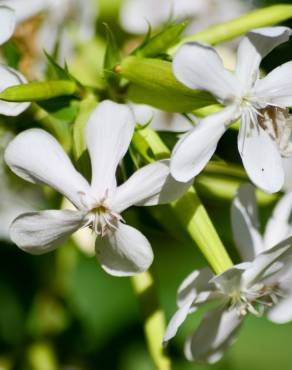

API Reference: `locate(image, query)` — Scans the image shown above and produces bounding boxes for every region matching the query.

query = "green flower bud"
[119,56,215,112]
[0,81,78,102]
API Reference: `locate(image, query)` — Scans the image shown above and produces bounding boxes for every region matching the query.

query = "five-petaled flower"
[164,183,292,363]
[4,100,190,276]
[171,26,292,193]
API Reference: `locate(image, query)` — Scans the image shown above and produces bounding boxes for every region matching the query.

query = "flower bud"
[0,80,77,102]
[120,56,215,112]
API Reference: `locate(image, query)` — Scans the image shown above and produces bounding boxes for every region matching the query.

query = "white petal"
[267,263,292,323]
[171,105,237,182]
[255,61,292,107]
[151,111,193,132]
[173,42,239,102]
[86,101,135,197]
[163,295,195,344]
[236,27,292,90]
[177,268,214,307]
[268,294,292,324]
[130,103,154,125]
[264,192,292,248]
[10,210,87,254]
[0,65,30,116]
[0,6,15,44]
[95,223,153,277]
[282,157,292,191]
[112,160,192,212]
[238,118,284,193]
[231,183,265,260]
[4,129,92,210]
[211,264,250,295]
[242,237,292,288]
[131,103,193,132]
[184,306,243,364]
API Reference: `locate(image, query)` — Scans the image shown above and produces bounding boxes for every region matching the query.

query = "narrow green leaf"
[44,52,72,80]
[134,22,187,58]
[103,23,120,87]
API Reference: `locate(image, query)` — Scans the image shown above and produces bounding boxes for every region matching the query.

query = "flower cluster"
[2,1,292,366]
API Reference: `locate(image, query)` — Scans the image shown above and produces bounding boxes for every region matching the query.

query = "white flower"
[4,100,190,276]
[0,5,30,115]
[120,0,249,35]
[130,104,194,132]
[171,27,292,193]
[164,183,292,363]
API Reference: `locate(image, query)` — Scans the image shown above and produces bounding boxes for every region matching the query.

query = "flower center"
[89,202,123,237]
[228,283,284,318]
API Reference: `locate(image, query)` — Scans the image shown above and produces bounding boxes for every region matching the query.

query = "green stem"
[131,271,171,370]
[171,4,292,52]
[133,127,233,274]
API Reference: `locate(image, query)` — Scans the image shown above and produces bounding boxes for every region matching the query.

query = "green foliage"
[44,52,73,81]
[133,22,187,58]
[2,41,21,69]
[103,24,121,89]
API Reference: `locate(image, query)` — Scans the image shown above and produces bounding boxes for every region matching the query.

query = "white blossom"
[4,100,191,276]
[171,27,292,193]
[164,183,292,363]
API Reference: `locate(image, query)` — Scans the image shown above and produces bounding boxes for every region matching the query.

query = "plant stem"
[133,127,233,274]
[170,4,292,53]
[131,271,171,370]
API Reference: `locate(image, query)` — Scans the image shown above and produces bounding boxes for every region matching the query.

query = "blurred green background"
[1,0,292,369]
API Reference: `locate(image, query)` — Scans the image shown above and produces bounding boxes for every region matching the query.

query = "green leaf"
[44,52,72,81]
[0,81,78,102]
[103,23,121,88]
[134,22,187,58]
[171,4,292,52]
[2,41,21,69]
[134,23,152,53]
[120,56,215,112]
